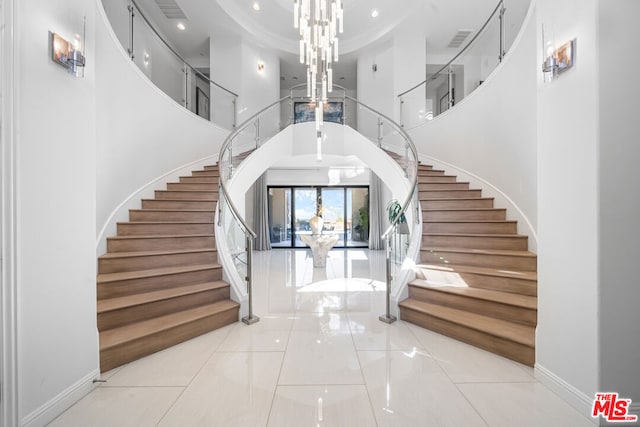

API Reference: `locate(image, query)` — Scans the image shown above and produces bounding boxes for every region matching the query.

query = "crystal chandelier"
[294,0,343,152]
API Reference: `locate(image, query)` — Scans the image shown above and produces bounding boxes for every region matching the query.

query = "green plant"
[386,200,406,224]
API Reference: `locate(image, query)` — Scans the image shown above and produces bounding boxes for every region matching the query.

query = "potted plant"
[386,200,409,234]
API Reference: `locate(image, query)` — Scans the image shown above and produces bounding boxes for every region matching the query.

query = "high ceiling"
[133,0,529,90]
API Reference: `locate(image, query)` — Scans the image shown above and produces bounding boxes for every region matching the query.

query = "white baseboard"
[534,364,598,425]
[21,369,99,427]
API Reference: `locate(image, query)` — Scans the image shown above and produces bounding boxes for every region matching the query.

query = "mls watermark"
[592,393,638,423]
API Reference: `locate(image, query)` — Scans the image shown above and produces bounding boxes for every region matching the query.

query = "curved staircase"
[97,165,239,372]
[399,163,537,366]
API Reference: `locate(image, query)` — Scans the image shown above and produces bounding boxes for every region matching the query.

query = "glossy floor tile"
[53,249,594,426]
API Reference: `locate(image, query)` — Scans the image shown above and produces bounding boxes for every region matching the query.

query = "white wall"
[95,1,230,255]
[15,0,99,425]
[535,0,600,414]
[598,0,640,409]
[407,6,538,240]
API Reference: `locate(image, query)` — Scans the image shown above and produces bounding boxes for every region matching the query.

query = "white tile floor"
[50,249,595,427]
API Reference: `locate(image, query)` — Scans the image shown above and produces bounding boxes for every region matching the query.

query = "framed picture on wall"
[294,101,344,124]
[196,87,210,120]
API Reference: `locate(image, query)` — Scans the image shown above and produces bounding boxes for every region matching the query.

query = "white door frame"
[1,0,19,424]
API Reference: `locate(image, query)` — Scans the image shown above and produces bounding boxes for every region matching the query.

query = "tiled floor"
[50,249,595,426]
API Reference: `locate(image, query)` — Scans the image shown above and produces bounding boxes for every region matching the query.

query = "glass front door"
[268,186,369,248]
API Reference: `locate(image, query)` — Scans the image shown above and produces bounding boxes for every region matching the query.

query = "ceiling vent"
[447,29,474,48]
[153,0,188,19]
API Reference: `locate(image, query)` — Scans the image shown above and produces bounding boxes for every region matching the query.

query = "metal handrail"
[217,96,291,239]
[129,0,238,97]
[344,95,419,239]
[397,0,505,98]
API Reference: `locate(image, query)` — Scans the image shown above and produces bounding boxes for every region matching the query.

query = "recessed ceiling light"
[253,2,260,11]
[371,9,379,18]
[176,22,186,31]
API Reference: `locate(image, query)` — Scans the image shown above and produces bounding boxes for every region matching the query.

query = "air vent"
[448,29,474,48]
[154,0,188,19]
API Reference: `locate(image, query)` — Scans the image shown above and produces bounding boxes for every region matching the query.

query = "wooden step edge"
[99,300,239,350]
[423,220,517,224]
[420,189,480,192]
[156,189,219,193]
[399,299,535,347]
[422,247,537,258]
[107,234,214,241]
[141,198,218,202]
[423,207,501,212]
[415,263,538,281]
[408,282,537,309]
[97,263,221,284]
[421,199,497,204]
[117,221,214,226]
[99,248,217,260]
[98,281,230,314]
[422,233,528,239]
[130,209,215,213]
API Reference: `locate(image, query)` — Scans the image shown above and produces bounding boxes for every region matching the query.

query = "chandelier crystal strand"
[295,0,343,160]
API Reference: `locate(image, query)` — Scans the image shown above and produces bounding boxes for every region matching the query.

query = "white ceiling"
[134,0,529,90]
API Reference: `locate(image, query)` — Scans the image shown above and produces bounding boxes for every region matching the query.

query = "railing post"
[404,143,409,178]
[448,66,454,109]
[242,235,259,325]
[255,118,260,148]
[127,4,135,60]
[232,96,237,130]
[379,233,397,324]
[399,97,404,128]
[183,65,189,109]
[377,118,383,148]
[499,2,506,62]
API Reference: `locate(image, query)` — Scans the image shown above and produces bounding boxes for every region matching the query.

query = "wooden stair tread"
[99,248,216,260]
[141,198,216,202]
[108,234,214,240]
[98,281,229,313]
[423,247,536,258]
[157,189,218,193]
[131,209,214,212]
[99,300,239,350]
[423,232,526,238]
[98,263,220,284]
[117,221,214,225]
[415,263,537,281]
[409,281,537,309]
[424,220,516,223]
[422,198,494,203]
[423,207,500,212]
[399,299,535,347]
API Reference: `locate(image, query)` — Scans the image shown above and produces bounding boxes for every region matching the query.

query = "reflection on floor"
[51,249,594,427]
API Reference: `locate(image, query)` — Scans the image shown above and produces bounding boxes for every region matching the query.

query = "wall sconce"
[257,62,265,72]
[372,64,377,72]
[542,27,575,81]
[50,19,86,77]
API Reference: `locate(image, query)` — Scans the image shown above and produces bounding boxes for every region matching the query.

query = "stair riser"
[423,222,517,234]
[418,182,470,191]
[129,210,214,222]
[107,236,214,252]
[167,183,217,191]
[99,250,217,274]
[420,190,482,199]
[399,307,534,366]
[191,171,220,177]
[408,286,537,326]
[417,170,445,176]
[141,200,216,210]
[420,250,537,271]
[423,235,528,251]
[155,190,218,201]
[415,268,537,296]
[98,268,222,299]
[423,209,506,220]
[98,287,230,331]
[179,176,219,184]
[100,307,237,372]
[422,199,494,209]
[418,176,458,183]
[117,223,214,236]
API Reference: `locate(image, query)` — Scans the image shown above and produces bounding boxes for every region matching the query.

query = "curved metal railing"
[218,86,420,325]
[398,0,507,127]
[103,0,238,129]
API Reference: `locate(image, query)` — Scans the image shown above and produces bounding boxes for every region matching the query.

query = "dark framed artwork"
[294,101,344,124]
[196,87,210,120]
